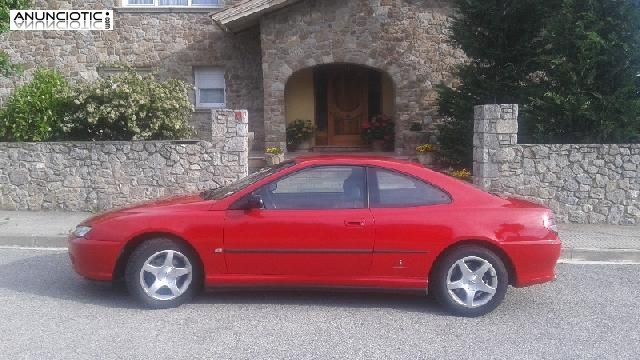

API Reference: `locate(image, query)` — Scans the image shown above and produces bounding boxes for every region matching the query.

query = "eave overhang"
[210,0,303,33]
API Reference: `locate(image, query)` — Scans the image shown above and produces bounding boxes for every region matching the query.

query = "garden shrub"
[64,69,194,140]
[0,68,70,141]
[0,1,31,76]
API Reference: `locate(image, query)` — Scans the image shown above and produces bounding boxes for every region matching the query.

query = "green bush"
[64,69,194,140]
[1,1,30,76]
[0,68,70,141]
[1,1,31,33]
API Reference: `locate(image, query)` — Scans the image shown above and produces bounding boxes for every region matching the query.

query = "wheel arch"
[429,239,516,286]
[112,232,204,281]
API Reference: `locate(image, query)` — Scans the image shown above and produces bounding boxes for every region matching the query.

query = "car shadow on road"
[195,288,446,315]
[0,251,448,315]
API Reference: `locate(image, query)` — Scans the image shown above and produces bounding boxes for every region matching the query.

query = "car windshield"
[201,160,295,200]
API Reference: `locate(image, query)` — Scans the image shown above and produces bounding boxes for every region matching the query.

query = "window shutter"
[195,67,225,107]
[195,68,225,90]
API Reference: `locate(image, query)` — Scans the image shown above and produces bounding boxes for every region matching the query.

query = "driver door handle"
[344,219,366,227]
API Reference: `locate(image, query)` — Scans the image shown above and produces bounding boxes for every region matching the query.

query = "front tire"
[125,238,201,309]
[431,245,508,317]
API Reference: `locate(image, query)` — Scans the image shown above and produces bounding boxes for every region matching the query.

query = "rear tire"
[125,238,202,309]
[430,245,508,317]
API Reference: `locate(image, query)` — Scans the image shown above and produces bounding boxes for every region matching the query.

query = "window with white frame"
[124,0,222,7]
[194,67,225,108]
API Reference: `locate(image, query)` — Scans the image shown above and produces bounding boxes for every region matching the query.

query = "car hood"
[82,193,213,225]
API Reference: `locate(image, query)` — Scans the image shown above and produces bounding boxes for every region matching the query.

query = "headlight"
[72,225,92,238]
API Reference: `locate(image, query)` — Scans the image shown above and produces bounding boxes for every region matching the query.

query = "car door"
[366,167,453,278]
[223,165,374,276]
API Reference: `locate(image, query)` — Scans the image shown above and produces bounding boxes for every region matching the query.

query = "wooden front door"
[327,68,368,146]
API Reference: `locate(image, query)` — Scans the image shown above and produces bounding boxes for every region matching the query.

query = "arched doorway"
[285,63,395,150]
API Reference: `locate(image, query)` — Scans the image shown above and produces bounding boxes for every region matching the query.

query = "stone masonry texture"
[0,109,248,211]
[259,0,464,151]
[1,0,466,152]
[473,104,640,225]
[0,0,264,147]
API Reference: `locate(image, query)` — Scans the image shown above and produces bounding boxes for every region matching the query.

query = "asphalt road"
[0,248,638,360]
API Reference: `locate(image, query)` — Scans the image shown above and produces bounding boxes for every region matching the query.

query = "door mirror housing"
[246,194,265,210]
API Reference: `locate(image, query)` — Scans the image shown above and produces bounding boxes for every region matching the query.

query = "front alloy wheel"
[126,238,201,309]
[431,246,508,317]
[139,250,192,301]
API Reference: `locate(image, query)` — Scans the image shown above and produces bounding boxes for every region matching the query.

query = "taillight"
[542,214,558,234]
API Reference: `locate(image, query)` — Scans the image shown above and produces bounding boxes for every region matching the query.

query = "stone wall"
[260,0,464,151]
[473,104,639,225]
[0,0,264,145]
[0,109,248,211]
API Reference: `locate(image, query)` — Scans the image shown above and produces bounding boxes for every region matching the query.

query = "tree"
[525,0,640,143]
[0,0,30,76]
[436,0,558,167]
[438,0,640,167]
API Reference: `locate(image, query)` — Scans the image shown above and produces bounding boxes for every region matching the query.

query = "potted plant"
[415,144,436,166]
[286,119,315,152]
[265,147,284,166]
[451,168,472,182]
[361,114,394,151]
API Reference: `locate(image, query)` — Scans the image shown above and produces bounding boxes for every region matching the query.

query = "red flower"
[361,122,371,129]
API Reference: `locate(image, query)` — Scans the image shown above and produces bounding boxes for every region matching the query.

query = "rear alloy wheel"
[431,246,508,317]
[125,238,201,309]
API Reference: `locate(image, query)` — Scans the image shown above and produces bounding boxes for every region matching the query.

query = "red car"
[69,156,561,317]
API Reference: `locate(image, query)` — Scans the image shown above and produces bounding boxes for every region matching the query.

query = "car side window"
[257,166,366,210]
[368,168,451,208]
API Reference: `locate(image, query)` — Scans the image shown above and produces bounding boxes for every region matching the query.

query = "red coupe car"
[69,155,561,317]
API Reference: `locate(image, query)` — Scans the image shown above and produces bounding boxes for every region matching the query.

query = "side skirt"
[204,274,428,293]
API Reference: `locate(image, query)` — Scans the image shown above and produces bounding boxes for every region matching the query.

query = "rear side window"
[368,168,451,208]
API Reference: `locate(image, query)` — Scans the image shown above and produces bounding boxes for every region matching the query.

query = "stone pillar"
[473,104,518,190]
[211,109,249,177]
[262,67,288,152]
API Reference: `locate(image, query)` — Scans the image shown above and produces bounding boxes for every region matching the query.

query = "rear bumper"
[502,239,562,287]
[68,237,122,281]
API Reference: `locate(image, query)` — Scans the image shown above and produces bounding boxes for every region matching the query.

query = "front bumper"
[68,236,122,281]
[502,239,562,287]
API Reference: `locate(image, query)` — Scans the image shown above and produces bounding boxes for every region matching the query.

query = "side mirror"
[246,194,264,210]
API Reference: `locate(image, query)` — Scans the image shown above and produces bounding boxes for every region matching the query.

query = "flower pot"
[265,153,284,166]
[297,138,313,152]
[417,152,435,167]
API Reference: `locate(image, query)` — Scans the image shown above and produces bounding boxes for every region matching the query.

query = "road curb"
[560,247,640,263]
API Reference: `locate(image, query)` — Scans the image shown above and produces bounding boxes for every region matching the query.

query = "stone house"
[1,0,464,153]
